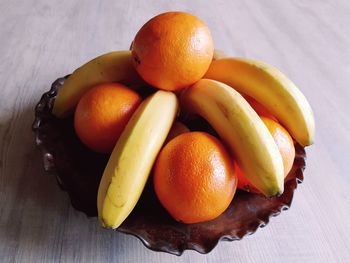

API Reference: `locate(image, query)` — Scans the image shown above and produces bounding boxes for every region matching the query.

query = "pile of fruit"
[52,12,315,229]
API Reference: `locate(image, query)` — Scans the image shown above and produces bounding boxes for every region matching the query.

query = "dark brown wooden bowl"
[32,77,306,256]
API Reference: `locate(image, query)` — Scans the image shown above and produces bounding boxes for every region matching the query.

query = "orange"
[153,132,237,224]
[131,12,214,91]
[74,83,141,153]
[236,117,296,193]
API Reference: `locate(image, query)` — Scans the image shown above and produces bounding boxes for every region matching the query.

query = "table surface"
[1,0,350,262]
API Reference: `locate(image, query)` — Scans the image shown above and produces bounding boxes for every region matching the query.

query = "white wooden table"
[1,0,350,262]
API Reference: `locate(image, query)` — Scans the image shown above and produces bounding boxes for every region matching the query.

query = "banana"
[97,90,178,229]
[181,79,284,197]
[53,50,145,117]
[204,58,315,147]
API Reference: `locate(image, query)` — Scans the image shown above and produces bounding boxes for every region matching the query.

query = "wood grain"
[1,0,350,262]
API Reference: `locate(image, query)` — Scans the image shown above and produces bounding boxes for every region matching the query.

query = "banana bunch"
[204,58,315,147]
[53,51,314,229]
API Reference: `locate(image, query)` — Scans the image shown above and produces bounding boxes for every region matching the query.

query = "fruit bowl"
[32,77,306,255]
